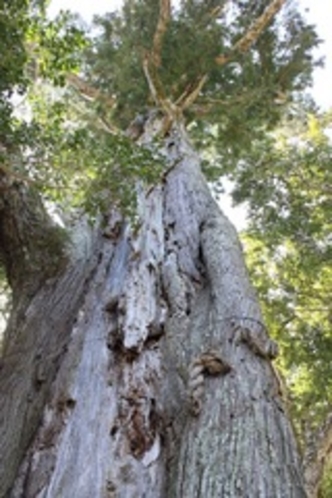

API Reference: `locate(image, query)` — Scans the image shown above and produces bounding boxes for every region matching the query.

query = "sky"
[47,0,332,229]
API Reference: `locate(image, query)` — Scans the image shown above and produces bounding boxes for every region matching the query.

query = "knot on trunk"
[189,349,231,416]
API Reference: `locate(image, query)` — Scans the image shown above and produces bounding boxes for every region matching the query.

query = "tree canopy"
[0,0,321,215]
[83,0,321,161]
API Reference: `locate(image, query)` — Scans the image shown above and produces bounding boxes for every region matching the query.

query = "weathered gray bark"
[0,123,307,497]
[0,223,99,496]
[303,413,332,497]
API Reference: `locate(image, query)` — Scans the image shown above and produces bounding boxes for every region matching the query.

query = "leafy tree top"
[0,0,321,207]
[78,0,321,151]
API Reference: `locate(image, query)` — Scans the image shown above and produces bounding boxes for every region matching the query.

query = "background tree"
[0,1,324,496]
[234,108,332,497]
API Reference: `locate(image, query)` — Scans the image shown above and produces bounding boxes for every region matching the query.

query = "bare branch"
[206,1,231,23]
[97,116,121,136]
[177,75,208,111]
[150,0,171,68]
[141,0,176,125]
[144,0,212,119]
[142,54,175,118]
[215,0,287,65]
[193,87,270,108]
[142,56,161,108]
[141,0,177,125]
[66,74,116,110]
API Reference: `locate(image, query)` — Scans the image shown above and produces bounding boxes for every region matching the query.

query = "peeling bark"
[0,215,99,498]
[0,122,307,497]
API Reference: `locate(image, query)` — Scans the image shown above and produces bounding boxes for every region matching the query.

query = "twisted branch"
[66,74,116,110]
[150,0,171,68]
[142,0,173,118]
[176,75,208,112]
[215,0,287,65]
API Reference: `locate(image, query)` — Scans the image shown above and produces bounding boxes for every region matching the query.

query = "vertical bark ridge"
[158,125,306,497]
[0,224,100,498]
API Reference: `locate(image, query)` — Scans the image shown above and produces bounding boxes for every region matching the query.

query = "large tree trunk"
[0,123,307,497]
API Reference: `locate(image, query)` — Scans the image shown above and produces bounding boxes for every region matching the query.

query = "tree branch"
[66,73,116,110]
[142,0,174,119]
[176,74,208,112]
[169,2,229,111]
[142,54,175,119]
[150,0,171,68]
[215,0,287,65]
[0,173,67,299]
[142,56,162,108]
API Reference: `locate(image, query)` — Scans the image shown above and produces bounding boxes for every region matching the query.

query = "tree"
[234,109,332,497]
[0,1,321,496]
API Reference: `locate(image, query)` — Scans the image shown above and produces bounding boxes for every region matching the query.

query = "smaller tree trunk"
[0,176,100,497]
[303,413,332,497]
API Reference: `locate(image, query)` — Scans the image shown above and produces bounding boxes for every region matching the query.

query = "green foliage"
[82,0,321,162]
[0,1,88,170]
[21,88,164,215]
[0,1,165,220]
[0,0,321,219]
[239,110,332,441]
[0,0,33,145]
[26,10,88,86]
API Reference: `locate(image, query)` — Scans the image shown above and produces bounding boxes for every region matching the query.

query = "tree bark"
[303,413,332,497]
[0,122,307,497]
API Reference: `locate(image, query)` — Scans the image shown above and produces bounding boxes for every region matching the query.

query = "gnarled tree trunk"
[0,123,307,497]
